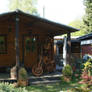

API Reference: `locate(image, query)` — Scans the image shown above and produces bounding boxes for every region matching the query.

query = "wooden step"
[29,74,62,85]
[0,73,62,85]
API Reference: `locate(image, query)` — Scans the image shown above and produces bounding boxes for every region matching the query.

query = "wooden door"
[22,35,37,68]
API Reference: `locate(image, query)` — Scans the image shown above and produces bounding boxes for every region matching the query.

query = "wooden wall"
[0,22,16,67]
[0,22,54,68]
[81,44,92,57]
[54,41,81,59]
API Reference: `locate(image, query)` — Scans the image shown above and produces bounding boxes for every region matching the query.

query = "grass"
[0,76,83,92]
[26,78,82,92]
[0,73,82,92]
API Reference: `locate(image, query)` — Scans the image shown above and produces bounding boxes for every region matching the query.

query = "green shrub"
[83,59,92,75]
[71,87,90,92]
[18,67,28,80]
[80,59,92,87]
[0,82,28,92]
[71,58,84,75]
[62,64,73,77]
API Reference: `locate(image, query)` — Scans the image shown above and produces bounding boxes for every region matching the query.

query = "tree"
[68,19,85,36]
[9,0,38,15]
[83,0,92,34]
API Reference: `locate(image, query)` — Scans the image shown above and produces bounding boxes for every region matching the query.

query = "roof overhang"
[77,33,92,41]
[0,10,79,36]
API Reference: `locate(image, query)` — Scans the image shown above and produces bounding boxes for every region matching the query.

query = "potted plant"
[62,64,73,82]
[17,67,28,86]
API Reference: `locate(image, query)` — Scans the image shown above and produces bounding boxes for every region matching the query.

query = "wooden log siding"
[0,10,79,69]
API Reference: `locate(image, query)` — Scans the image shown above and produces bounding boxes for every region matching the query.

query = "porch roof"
[0,10,79,36]
[77,33,92,41]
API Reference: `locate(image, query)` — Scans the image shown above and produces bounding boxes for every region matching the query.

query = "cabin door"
[22,36,37,68]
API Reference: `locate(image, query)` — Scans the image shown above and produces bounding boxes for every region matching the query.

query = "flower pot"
[64,77,71,82]
[18,79,28,86]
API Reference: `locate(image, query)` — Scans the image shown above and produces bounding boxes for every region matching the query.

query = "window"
[71,42,80,53]
[0,35,7,54]
[25,37,36,52]
[58,44,63,54]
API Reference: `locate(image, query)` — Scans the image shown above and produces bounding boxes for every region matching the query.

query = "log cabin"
[0,10,79,76]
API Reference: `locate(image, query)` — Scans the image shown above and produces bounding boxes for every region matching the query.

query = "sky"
[0,0,9,13]
[0,0,85,24]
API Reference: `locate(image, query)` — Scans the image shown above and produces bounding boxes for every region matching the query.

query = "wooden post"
[67,32,71,65]
[22,36,24,66]
[56,45,59,55]
[63,36,67,66]
[15,12,20,80]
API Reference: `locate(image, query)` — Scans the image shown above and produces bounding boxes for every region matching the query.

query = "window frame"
[0,34,7,54]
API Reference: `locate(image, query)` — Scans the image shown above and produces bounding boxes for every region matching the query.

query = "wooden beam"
[63,36,67,66]
[67,32,71,65]
[22,35,24,66]
[15,12,20,80]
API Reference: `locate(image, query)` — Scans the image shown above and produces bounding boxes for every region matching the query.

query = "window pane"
[25,37,36,52]
[0,36,7,54]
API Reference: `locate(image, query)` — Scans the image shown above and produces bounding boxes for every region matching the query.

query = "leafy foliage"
[62,64,73,78]
[80,59,92,86]
[69,0,92,35]
[18,67,28,80]
[72,58,83,73]
[0,82,28,92]
[9,0,38,15]
[70,59,92,92]
[69,19,85,36]
[83,0,92,34]
[83,59,92,74]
